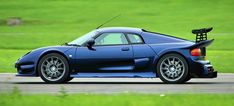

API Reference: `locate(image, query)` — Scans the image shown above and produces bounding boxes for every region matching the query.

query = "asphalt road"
[0,73,234,94]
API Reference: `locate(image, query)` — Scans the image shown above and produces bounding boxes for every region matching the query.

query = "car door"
[75,32,134,72]
[126,33,156,72]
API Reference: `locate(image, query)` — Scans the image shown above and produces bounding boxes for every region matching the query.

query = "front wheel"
[38,53,70,83]
[157,53,189,84]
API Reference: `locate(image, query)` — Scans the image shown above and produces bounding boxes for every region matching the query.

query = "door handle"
[121,47,129,51]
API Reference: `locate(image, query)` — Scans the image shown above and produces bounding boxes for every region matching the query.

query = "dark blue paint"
[15,27,216,78]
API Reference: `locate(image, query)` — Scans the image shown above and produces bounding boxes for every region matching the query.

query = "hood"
[32,45,73,52]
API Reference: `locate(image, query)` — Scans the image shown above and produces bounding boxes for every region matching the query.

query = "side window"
[94,33,128,45]
[126,34,144,44]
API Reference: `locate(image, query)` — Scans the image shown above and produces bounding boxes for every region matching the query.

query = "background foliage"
[0,0,233,72]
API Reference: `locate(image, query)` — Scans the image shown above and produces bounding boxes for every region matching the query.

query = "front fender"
[16,46,75,76]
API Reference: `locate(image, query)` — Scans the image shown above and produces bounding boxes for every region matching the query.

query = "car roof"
[96,27,143,34]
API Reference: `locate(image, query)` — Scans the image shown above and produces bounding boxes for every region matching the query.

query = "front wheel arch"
[36,51,70,76]
[37,53,71,83]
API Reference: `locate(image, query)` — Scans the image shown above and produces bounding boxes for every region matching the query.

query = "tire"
[38,53,70,84]
[64,77,74,83]
[157,53,189,84]
[184,75,192,82]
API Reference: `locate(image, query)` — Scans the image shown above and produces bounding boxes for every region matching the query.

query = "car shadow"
[8,81,232,85]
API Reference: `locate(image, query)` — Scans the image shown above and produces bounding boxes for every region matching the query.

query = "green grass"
[0,0,233,50]
[0,92,233,106]
[0,49,29,73]
[0,0,234,72]
[207,50,234,72]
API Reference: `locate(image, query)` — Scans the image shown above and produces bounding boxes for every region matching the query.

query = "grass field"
[0,92,234,106]
[0,0,234,73]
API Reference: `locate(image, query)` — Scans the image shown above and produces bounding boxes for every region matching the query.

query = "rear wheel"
[157,53,189,84]
[38,53,70,83]
[65,77,74,82]
[184,75,192,82]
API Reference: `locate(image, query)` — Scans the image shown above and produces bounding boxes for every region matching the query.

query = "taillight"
[191,48,201,56]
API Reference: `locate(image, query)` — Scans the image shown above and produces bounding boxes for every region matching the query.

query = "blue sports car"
[15,27,217,84]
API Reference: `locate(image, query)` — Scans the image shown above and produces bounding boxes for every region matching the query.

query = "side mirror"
[86,39,95,48]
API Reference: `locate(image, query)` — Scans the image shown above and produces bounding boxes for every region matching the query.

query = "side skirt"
[70,72,156,78]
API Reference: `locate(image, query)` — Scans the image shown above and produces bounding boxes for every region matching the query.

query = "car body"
[15,27,217,83]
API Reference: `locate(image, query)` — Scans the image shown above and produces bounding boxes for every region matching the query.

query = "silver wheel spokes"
[41,56,65,81]
[160,57,185,81]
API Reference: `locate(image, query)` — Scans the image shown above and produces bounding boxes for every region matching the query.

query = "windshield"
[68,30,96,45]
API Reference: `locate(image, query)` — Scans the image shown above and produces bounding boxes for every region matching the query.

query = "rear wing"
[184,39,214,49]
[184,27,214,56]
[192,27,213,43]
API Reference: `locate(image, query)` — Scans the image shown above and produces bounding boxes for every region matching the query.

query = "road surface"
[0,73,234,94]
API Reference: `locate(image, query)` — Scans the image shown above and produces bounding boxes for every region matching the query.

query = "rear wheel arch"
[155,51,189,71]
[156,52,190,83]
[154,51,190,78]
